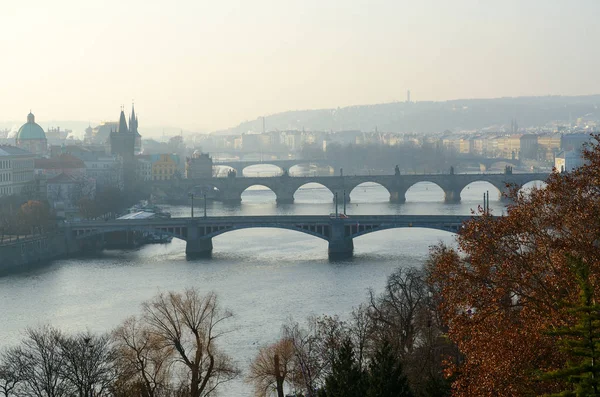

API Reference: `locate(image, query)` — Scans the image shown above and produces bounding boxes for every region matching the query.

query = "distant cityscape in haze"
[4,0,600,394]
[0,94,598,140]
[0,93,595,219]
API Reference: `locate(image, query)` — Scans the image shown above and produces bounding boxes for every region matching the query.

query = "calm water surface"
[0,177,542,395]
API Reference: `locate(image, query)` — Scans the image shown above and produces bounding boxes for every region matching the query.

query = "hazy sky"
[1,0,599,131]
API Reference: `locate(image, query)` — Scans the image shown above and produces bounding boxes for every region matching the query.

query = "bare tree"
[142,289,239,397]
[282,319,327,397]
[113,316,174,397]
[16,325,72,397]
[247,338,295,397]
[58,331,118,397]
[348,304,374,370]
[0,347,27,397]
[369,266,453,396]
[280,314,371,397]
[368,267,427,357]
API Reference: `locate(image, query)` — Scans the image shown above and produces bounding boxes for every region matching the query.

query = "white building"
[0,145,36,197]
[136,157,152,181]
[555,150,585,173]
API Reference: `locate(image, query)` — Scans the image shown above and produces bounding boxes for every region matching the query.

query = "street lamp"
[335,192,338,217]
[189,193,195,218]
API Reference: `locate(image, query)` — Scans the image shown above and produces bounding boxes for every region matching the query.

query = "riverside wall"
[0,233,82,274]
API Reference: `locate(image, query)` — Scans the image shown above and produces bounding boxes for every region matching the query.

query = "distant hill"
[217,95,600,135]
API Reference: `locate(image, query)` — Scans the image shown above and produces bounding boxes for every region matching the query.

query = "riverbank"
[0,233,80,275]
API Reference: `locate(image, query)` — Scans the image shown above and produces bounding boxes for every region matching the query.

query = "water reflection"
[0,178,514,395]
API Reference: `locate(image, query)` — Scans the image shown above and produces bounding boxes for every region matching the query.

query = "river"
[0,176,540,395]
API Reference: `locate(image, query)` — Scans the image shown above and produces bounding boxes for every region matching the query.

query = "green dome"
[16,112,46,141]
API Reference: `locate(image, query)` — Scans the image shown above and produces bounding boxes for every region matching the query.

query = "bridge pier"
[499,186,514,202]
[221,191,242,205]
[328,239,354,259]
[444,188,462,203]
[331,190,351,204]
[328,219,353,259]
[275,191,295,204]
[186,238,213,258]
[185,222,213,257]
[230,167,243,177]
[389,189,407,203]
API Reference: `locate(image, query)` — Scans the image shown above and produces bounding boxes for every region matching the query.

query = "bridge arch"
[479,159,520,173]
[454,157,520,172]
[293,182,334,203]
[241,164,285,177]
[213,165,239,177]
[519,180,548,195]
[459,180,504,201]
[289,162,335,177]
[405,181,446,202]
[348,182,392,203]
[206,225,330,241]
[240,184,278,203]
[352,225,461,240]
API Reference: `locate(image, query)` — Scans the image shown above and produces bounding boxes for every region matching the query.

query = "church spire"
[129,102,138,134]
[118,106,128,134]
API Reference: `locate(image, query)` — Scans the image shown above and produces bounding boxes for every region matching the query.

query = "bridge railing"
[64,214,477,230]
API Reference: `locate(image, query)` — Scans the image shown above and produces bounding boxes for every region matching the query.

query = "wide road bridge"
[152,172,550,204]
[65,215,473,259]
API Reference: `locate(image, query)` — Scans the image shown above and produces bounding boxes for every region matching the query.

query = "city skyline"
[2,0,600,131]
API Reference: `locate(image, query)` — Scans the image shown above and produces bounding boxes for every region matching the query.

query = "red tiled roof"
[35,154,85,169]
[47,173,81,183]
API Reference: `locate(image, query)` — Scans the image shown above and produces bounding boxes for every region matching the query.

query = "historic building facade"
[0,145,36,197]
[15,112,47,155]
[185,151,213,179]
[151,154,179,181]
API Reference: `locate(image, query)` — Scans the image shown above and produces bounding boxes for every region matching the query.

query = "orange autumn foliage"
[427,134,600,396]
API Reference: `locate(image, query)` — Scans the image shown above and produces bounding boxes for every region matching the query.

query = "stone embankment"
[0,233,81,274]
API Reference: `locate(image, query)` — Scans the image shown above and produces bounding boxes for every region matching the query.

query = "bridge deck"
[68,214,475,228]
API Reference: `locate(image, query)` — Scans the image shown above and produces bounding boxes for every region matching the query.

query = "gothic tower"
[128,104,142,153]
[110,106,137,190]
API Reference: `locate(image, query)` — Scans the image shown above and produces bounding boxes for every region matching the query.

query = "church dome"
[16,112,46,141]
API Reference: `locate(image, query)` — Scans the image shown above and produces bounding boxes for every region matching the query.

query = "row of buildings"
[0,108,214,219]
[438,133,591,162]
[192,127,594,165]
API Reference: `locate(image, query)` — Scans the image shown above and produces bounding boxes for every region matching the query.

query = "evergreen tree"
[367,340,413,397]
[322,338,366,397]
[543,256,600,397]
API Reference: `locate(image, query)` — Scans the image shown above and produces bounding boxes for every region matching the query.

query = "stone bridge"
[213,159,333,176]
[454,156,521,171]
[213,156,521,176]
[64,215,472,259]
[152,172,550,204]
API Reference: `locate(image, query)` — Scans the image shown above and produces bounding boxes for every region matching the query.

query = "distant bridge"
[213,159,333,176]
[455,155,521,171]
[212,157,521,176]
[65,215,473,259]
[152,172,550,204]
